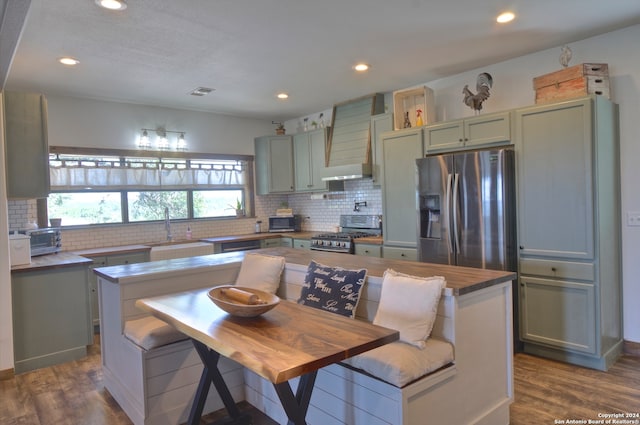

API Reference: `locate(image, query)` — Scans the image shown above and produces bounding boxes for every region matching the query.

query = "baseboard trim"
[0,368,15,381]
[623,340,640,357]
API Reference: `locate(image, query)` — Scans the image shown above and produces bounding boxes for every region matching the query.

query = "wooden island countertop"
[95,247,515,296]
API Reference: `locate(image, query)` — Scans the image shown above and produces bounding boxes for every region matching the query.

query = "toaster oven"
[19,227,62,256]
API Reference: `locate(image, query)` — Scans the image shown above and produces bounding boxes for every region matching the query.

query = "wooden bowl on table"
[208,285,280,318]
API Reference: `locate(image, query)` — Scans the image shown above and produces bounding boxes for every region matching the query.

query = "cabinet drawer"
[519,258,594,281]
[354,244,382,258]
[292,239,310,249]
[382,246,417,261]
[261,238,282,248]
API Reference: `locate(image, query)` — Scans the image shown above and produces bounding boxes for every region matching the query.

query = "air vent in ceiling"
[189,87,215,96]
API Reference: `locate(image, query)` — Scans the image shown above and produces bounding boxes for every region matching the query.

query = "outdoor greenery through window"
[47,148,253,226]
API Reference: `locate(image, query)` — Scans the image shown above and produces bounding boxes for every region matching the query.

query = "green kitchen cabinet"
[3,91,50,199]
[515,96,621,370]
[355,243,382,258]
[87,251,149,328]
[261,238,282,248]
[292,238,311,250]
[293,128,330,192]
[382,246,418,261]
[280,237,293,248]
[255,135,295,194]
[381,127,423,254]
[424,110,511,153]
[370,113,394,187]
[12,262,92,374]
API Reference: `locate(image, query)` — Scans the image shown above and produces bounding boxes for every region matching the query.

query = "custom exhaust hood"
[322,93,385,181]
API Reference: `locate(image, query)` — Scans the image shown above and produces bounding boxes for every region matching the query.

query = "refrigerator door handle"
[452,172,460,254]
[445,173,454,254]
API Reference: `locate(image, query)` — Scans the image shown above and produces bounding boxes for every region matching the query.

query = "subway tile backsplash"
[7,179,382,251]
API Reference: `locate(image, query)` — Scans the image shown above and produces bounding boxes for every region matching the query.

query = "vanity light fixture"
[354,63,370,72]
[277,93,289,99]
[95,0,127,11]
[59,57,80,66]
[496,11,515,23]
[138,128,187,151]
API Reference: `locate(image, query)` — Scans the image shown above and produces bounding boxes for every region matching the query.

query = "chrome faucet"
[164,207,172,242]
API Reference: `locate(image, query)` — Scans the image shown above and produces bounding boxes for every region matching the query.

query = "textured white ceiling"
[5,0,640,120]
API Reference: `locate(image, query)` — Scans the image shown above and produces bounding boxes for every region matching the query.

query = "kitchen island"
[96,247,516,425]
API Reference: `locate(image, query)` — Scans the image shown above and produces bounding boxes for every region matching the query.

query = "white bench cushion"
[124,316,188,350]
[343,338,454,387]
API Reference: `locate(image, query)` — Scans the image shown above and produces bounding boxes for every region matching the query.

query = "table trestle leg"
[273,371,318,425]
[188,339,250,425]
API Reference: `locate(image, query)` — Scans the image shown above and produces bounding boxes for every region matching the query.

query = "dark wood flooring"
[1,336,639,424]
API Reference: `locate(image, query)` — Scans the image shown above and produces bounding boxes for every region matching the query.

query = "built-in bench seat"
[97,251,513,425]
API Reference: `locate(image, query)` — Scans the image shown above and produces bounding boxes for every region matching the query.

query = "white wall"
[0,92,15,372]
[46,95,273,154]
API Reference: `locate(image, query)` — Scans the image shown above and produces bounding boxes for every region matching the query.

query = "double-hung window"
[47,147,254,226]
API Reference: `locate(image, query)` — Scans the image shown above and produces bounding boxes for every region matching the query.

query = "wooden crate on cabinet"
[393,85,435,130]
[533,63,610,104]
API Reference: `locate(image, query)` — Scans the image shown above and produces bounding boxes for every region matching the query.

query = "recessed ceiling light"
[354,63,370,72]
[496,12,515,23]
[95,0,127,10]
[277,93,289,99]
[59,57,80,66]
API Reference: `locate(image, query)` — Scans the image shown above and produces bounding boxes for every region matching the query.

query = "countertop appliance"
[311,214,382,253]
[268,214,302,232]
[18,227,62,256]
[416,148,516,271]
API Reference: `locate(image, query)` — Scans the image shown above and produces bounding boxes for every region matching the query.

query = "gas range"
[310,215,381,254]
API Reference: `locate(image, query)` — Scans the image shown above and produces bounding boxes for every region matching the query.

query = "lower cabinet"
[261,238,282,248]
[520,276,596,354]
[88,251,149,328]
[354,244,382,258]
[280,238,293,248]
[292,238,311,249]
[382,246,418,261]
[12,264,92,373]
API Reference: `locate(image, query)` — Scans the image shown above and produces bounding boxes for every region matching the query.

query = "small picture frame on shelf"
[393,85,435,130]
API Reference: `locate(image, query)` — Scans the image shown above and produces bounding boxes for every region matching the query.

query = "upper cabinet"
[3,92,50,199]
[293,128,330,192]
[381,127,423,252]
[254,135,294,195]
[370,113,394,187]
[424,110,511,153]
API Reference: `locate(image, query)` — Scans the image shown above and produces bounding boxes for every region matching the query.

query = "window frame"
[46,146,255,227]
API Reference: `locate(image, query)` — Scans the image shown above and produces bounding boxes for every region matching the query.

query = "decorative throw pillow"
[234,253,285,294]
[297,260,367,318]
[373,269,446,349]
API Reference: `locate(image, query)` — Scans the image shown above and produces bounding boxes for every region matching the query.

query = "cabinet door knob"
[519,245,524,249]
[551,267,557,272]
[458,138,463,142]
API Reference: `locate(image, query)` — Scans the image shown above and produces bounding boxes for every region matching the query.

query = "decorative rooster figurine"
[462,72,493,113]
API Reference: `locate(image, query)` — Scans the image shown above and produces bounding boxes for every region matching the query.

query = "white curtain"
[50,165,245,190]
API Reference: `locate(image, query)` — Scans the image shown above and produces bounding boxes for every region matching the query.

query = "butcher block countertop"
[10,252,93,273]
[200,231,317,243]
[73,244,151,258]
[95,247,515,296]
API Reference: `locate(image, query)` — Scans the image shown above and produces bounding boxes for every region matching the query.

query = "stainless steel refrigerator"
[416,147,517,272]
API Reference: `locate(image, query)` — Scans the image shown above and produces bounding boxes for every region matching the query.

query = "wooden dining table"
[135,287,399,425]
